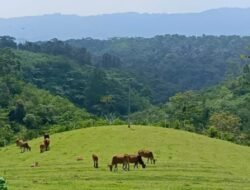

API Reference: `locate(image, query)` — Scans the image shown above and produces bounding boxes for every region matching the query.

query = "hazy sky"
[0,0,250,18]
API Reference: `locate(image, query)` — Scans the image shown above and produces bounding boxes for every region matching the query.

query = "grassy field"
[0,125,250,190]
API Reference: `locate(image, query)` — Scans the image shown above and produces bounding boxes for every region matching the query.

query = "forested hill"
[67,35,250,103]
[1,35,250,146]
[0,48,96,146]
[2,35,250,106]
[131,65,250,145]
[0,8,250,41]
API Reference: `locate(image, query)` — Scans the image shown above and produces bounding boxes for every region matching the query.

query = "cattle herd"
[108,150,156,172]
[16,134,156,172]
[16,134,50,154]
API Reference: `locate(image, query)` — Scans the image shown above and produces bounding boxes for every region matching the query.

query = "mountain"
[0,126,250,190]
[0,8,250,41]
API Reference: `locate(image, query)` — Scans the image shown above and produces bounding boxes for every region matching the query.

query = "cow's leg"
[122,162,126,170]
[134,162,138,169]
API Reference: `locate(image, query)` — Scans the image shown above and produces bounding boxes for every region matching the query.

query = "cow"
[127,154,146,169]
[16,139,23,146]
[44,138,50,151]
[108,154,130,172]
[16,139,31,153]
[44,134,50,139]
[138,150,156,164]
[40,143,46,153]
[92,154,99,168]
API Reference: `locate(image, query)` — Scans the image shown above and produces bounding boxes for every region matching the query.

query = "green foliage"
[1,36,250,146]
[0,176,8,190]
[207,126,218,138]
[0,48,20,76]
[209,112,241,133]
[132,72,250,145]
[18,38,91,65]
[67,35,250,103]
[0,49,94,146]
[0,36,16,49]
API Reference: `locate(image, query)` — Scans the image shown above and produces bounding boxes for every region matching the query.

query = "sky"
[0,0,250,18]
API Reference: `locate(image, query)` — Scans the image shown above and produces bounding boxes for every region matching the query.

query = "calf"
[40,144,45,153]
[92,154,99,168]
[138,150,156,164]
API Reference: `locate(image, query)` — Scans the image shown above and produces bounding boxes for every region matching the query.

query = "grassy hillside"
[0,126,250,190]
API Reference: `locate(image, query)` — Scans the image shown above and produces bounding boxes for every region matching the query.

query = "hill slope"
[0,8,250,41]
[0,126,249,190]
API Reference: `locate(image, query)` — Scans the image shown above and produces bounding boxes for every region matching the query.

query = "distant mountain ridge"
[0,8,250,41]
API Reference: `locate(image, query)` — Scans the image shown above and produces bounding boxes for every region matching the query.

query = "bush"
[0,177,8,190]
[208,126,218,138]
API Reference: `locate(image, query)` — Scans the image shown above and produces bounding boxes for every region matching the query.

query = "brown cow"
[16,139,23,146]
[138,150,156,164]
[127,154,146,169]
[16,139,31,153]
[108,154,130,171]
[92,154,99,168]
[44,134,50,139]
[44,138,50,151]
[40,143,45,153]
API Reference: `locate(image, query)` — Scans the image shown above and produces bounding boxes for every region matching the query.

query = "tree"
[85,69,108,113]
[0,48,20,76]
[23,114,38,129]
[0,36,16,49]
[8,100,26,123]
[101,53,121,68]
[209,112,241,140]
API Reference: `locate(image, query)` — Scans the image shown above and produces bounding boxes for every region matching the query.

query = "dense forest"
[0,48,100,146]
[132,67,250,145]
[67,35,250,103]
[0,35,249,146]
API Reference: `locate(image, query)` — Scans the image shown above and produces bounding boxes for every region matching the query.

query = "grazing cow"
[40,143,45,153]
[127,154,146,169]
[92,154,99,168]
[16,139,31,153]
[44,138,50,151]
[108,154,130,172]
[138,150,156,164]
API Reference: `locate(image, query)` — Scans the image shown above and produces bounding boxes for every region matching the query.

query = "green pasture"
[0,125,250,190]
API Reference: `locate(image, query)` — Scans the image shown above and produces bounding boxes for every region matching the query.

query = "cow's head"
[108,164,113,171]
[153,159,156,164]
